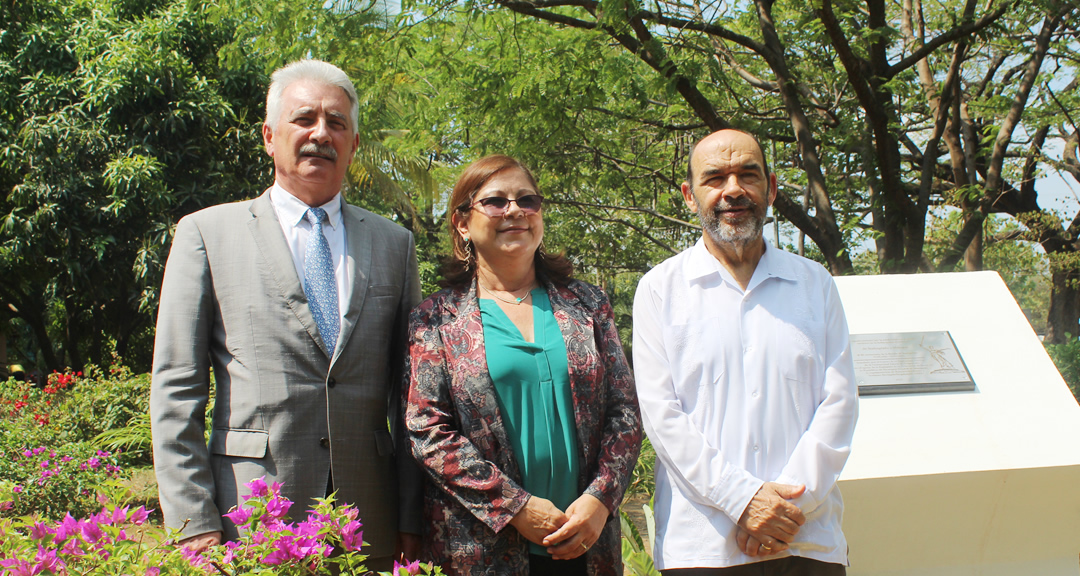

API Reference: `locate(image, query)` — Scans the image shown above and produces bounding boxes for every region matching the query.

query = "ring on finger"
[581,542,590,551]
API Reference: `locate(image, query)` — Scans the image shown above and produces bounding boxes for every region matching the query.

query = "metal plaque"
[850,331,975,396]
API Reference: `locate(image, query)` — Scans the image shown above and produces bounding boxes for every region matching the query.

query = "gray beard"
[699,201,765,248]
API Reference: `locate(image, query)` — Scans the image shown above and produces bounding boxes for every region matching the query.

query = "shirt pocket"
[662,317,728,407]
[773,320,821,430]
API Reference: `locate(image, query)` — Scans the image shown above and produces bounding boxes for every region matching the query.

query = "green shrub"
[0,442,122,520]
[626,436,656,497]
[0,367,153,466]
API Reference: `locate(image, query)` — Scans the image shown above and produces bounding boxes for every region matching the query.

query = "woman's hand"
[509,496,569,546]
[541,494,609,560]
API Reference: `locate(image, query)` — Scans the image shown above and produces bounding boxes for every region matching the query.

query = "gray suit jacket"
[150,190,422,557]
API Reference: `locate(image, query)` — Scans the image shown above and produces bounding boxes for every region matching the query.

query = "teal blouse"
[479,287,580,557]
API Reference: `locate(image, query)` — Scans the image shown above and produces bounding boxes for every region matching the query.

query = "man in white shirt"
[150,60,421,570]
[632,129,858,575]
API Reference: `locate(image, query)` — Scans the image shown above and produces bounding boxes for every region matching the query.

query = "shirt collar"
[270,182,343,231]
[684,236,799,287]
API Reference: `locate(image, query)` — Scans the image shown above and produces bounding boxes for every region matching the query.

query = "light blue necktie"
[304,207,339,354]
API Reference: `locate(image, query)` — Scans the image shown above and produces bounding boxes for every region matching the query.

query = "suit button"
[320,437,330,449]
[327,378,337,388]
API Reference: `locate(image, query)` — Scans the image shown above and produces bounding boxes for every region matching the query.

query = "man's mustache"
[713,196,756,214]
[299,143,338,161]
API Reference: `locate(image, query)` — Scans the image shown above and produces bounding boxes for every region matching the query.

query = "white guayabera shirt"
[632,238,858,570]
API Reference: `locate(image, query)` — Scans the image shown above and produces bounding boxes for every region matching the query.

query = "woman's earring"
[463,238,474,271]
[538,239,547,257]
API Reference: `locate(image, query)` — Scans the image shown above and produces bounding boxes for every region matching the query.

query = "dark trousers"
[529,554,588,576]
[661,557,846,576]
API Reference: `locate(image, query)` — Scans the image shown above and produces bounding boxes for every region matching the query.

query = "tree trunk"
[1045,266,1080,344]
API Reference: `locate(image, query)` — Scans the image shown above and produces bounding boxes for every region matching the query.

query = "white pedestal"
[834,271,1080,575]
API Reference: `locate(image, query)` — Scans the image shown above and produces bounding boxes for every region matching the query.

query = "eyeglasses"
[466,194,545,216]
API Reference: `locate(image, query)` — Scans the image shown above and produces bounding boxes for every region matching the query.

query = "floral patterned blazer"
[405,278,642,576]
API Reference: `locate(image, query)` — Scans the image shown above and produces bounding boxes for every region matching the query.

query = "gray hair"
[265,59,359,135]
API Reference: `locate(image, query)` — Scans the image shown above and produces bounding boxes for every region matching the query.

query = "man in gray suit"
[150,59,421,569]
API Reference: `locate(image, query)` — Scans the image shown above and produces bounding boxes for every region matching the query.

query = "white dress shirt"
[632,238,858,569]
[269,183,351,328]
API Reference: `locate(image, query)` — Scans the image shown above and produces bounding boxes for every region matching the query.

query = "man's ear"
[262,123,275,157]
[767,173,778,207]
[681,182,698,213]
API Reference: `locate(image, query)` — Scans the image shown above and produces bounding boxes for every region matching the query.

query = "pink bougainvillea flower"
[145,567,161,576]
[265,496,293,519]
[29,521,51,540]
[180,545,208,568]
[109,506,128,524]
[290,536,321,558]
[128,506,151,525]
[393,559,422,576]
[223,506,252,526]
[80,520,105,545]
[340,520,364,552]
[222,541,242,564]
[295,518,323,539]
[260,547,289,566]
[0,558,38,576]
[58,538,85,557]
[54,514,81,541]
[34,546,62,573]
[244,477,269,500]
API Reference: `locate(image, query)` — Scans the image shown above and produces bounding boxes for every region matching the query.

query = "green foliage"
[620,506,660,576]
[1045,334,1080,404]
[0,476,441,575]
[0,443,123,520]
[626,436,656,497]
[922,211,1051,333]
[0,0,269,373]
[0,367,153,466]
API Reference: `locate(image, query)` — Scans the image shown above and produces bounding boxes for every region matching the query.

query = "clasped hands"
[735,482,806,558]
[509,494,608,560]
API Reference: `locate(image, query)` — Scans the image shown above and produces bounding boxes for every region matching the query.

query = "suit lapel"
[247,190,327,356]
[335,203,371,365]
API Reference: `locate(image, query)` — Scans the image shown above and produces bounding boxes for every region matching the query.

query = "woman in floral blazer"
[405,155,642,576]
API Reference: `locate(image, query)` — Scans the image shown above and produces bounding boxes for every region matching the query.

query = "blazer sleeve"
[149,216,222,537]
[405,302,531,534]
[392,233,424,535]
[581,287,643,515]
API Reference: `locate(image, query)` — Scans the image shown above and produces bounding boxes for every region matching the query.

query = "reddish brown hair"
[441,154,573,288]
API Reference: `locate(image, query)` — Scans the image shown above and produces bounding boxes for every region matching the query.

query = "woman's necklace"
[479,280,534,305]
